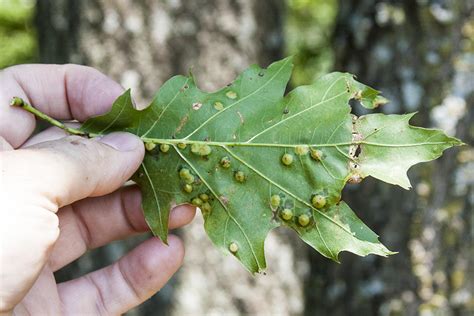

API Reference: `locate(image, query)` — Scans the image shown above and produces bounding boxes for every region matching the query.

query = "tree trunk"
[304,1,473,315]
[36,1,309,315]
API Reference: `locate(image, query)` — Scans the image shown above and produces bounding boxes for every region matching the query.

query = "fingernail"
[99,132,141,151]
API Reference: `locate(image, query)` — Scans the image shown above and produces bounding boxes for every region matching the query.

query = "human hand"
[0,64,196,315]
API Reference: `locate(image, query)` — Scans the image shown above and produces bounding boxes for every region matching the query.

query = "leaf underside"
[81,57,461,273]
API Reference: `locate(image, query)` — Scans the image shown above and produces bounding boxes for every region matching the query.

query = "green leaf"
[80,57,461,273]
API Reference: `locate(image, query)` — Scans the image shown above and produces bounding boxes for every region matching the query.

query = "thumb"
[2,132,145,209]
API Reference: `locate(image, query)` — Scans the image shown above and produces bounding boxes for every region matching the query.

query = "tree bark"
[304,1,473,315]
[36,1,309,315]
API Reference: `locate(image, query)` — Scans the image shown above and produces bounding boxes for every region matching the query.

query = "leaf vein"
[183,58,292,140]
[173,146,263,271]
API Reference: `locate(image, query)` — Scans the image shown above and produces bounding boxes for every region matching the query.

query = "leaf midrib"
[139,138,451,148]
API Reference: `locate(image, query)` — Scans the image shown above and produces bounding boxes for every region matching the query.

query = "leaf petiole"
[10,97,97,137]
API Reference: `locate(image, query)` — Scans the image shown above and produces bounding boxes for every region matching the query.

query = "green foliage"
[285,0,338,85]
[0,0,37,69]
[78,57,461,273]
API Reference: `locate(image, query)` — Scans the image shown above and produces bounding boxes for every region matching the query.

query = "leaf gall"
[220,156,231,168]
[281,208,293,221]
[199,193,209,202]
[160,144,170,153]
[281,153,294,166]
[191,144,212,156]
[191,197,203,206]
[229,242,239,253]
[311,195,326,209]
[183,184,193,193]
[234,171,246,183]
[270,195,281,207]
[179,168,191,179]
[145,142,156,152]
[226,91,237,99]
[295,145,309,156]
[310,149,323,161]
[214,101,224,111]
[298,214,311,227]
[201,202,212,213]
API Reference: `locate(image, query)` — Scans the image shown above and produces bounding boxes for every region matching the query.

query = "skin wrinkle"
[85,274,109,316]
[69,203,92,252]
[120,188,143,234]
[117,259,143,304]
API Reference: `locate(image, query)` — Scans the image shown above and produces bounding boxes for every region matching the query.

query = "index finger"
[0,64,124,148]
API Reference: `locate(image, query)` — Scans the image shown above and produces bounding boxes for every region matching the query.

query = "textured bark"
[304,1,474,315]
[36,1,309,315]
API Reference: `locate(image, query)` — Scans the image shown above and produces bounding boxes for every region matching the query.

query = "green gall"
[183,184,193,193]
[310,149,323,161]
[214,101,224,111]
[160,144,170,153]
[183,174,195,184]
[179,168,191,179]
[234,171,246,183]
[201,202,212,213]
[220,156,231,168]
[295,145,309,155]
[311,195,326,209]
[226,91,237,99]
[200,145,211,156]
[191,144,212,156]
[270,194,281,207]
[199,193,209,202]
[298,214,311,227]
[177,143,187,150]
[145,142,156,152]
[191,197,203,207]
[281,153,294,166]
[229,242,239,253]
[281,208,293,221]
[191,144,199,153]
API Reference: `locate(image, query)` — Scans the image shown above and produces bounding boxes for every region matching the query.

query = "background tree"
[304,1,473,315]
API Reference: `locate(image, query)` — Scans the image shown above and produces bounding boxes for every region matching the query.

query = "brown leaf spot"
[175,115,189,134]
[192,102,202,110]
[220,195,229,205]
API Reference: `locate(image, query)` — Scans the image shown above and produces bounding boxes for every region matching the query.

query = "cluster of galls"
[190,143,212,156]
[219,155,247,184]
[280,146,324,167]
[271,193,312,227]
[179,168,196,189]
[270,192,327,228]
[145,142,171,153]
[190,193,212,214]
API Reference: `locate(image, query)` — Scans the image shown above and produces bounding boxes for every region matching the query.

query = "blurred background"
[1,0,473,315]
